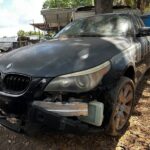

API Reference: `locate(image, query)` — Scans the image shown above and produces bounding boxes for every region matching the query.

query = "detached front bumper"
[0,99,104,134]
[28,104,90,133]
[0,101,89,133]
[28,101,90,133]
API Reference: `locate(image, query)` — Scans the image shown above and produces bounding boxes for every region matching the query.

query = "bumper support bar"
[29,106,89,133]
[32,101,88,117]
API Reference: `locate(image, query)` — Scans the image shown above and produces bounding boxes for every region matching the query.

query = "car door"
[135,15,150,59]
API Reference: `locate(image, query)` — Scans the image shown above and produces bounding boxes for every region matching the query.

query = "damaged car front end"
[0,60,111,133]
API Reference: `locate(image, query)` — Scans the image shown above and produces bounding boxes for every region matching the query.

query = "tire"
[106,77,135,136]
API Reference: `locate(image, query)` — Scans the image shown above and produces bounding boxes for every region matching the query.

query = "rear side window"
[135,15,145,27]
[133,15,144,28]
[131,15,144,33]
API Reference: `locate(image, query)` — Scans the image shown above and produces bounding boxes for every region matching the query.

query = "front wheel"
[106,77,135,136]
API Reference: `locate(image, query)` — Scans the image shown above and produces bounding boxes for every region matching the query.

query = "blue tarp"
[141,15,150,27]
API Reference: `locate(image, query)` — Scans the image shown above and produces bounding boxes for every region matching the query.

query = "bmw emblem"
[6,63,12,70]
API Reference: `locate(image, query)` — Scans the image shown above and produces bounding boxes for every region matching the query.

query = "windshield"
[55,14,131,38]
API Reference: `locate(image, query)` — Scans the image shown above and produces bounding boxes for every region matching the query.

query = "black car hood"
[0,37,130,77]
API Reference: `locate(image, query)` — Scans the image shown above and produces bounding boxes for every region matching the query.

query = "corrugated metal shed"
[41,8,73,30]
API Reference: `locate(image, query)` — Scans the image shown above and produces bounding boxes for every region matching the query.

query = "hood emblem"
[6,63,13,70]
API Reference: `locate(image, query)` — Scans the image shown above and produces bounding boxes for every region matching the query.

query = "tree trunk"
[137,0,142,9]
[95,0,113,14]
[137,0,146,13]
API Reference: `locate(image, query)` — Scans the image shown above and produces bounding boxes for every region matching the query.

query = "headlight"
[44,61,111,93]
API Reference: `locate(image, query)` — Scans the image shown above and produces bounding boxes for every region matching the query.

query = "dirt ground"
[0,71,150,150]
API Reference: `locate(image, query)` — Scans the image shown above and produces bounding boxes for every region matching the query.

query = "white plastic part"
[79,101,104,127]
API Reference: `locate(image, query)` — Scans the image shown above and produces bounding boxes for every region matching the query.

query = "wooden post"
[95,0,113,14]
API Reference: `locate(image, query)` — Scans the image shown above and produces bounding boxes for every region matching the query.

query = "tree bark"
[137,0,147,13]
[95,0,113,14]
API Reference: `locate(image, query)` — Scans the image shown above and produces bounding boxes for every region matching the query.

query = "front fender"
[110,45,136,78]
[101,45,136,88]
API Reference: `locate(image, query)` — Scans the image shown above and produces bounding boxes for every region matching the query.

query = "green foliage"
[144,5,150,12]
[43,0,93,9]
[17,30,26,37]
[17,30,44,37]
[125,0,136,7]
[43,0,150,10]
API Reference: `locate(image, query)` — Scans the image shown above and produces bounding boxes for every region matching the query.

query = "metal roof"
[41,8,73,27]
[36,6,142,32]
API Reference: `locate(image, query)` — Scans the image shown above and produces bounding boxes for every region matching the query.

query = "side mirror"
[137,27,150,37]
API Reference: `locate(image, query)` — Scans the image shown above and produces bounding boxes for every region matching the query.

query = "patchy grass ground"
[0,71,150,150]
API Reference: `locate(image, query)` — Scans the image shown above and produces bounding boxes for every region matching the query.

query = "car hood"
[0,37,131,77]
